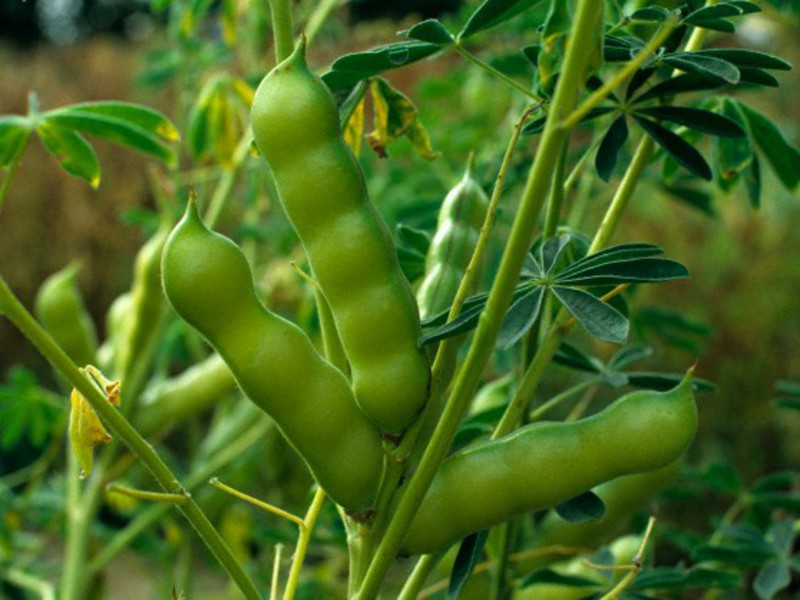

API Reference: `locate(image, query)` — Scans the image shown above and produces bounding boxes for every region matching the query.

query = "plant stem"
[3,567,55,600]
[543,137,569,238]
[396,554,440,600]
[269,0,294,63]
[303,0,342,48]
[204,132,253,229]
[355,4,605,597]
[452,44,543,103]
[283,488,326,600]
[0,275,262,600]
[561,18,679,130]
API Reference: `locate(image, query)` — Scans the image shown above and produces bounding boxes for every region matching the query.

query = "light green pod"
[251,40,430,433]
[402,375,697,554]
[35,262,98,366]
[417,156,490,321]
[162,200,384,513]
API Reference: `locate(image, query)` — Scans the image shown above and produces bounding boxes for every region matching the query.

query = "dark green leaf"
[520,568,601,588]
[713,97,752,186]
[399,19,454,45]
[636,106,745,137]
[752,471,796,494]
[633,305,712,352]
[421,291,490,328]
[523,106,615,135]
[661,183,716,216]
[521,45,540,66]
[738,68,780,88]
[552,286,629,344]
[729,0,761,12]
[553,342,604,373]
[596,115,629,182]
[687,18,736,33]
[54,101,180,141]
[689,462,743,493]
[693,48,791,71]
[662,53,740,85]
[775,380,800,397]
[631,7,672,22]
[449,530,488,599]
[751,491,800,513]
[558,243,664,279]
[497,287,544,349]
[774,397,800,412]
[632,566,742,591]
[738,101,800,190]
[604,34,645,63]
[419,303,485,346]
[396,224,431,256]
[626,372,717,392]
[745,153,761,208]
[36,122,101,187]
[396,246,427,283]
[768,520,795,555]
[633,74,726,103]
[540,233,572,273]
[522,252,543,278]
[0,116,32,167]
[626,68,656,101]
[635,115,713,180]
[43,112,176,166]
[459,0,547,38]
[554,490,605,523]
[685,3,743,21]
[608,345,652,369]
[556,257,689,286]
[322,42,441,93]
[0,367,64,449]
[754,562,791,600]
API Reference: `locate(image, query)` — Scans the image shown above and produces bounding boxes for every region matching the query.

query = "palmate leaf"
[551,286,629,344]
[497,287,544,349]
[634,73,726,103]
[693,48,791,71]
[635,106,745,137]
[595,115,629,182]
[557,243,664,280]
[661,52,740,85]
[556,257,689,286]
[635,115,713,180]
[737,101,800,190]
[36,122,101,187]
[540,233,572,274]
[684,2,744,22]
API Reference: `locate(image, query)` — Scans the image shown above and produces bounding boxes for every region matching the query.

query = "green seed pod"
[417,156,490,321]
[35,262,98,366]
[251,39,430,433]
[401,374,697,555]
[161,199,384,513]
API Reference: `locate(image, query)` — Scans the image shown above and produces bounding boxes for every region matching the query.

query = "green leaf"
[497,287,544,349]
[687,18,737,33]
[36,121,101,187]
[636,106,745,137]
[754,561,791,600]
[633,74,725,103]
[54,101,180,141]
[459,0,547,39]
[43,111,176,166]
[738,68,780,88]
[775,379,800,397]
[551,286,629,344]
[604,34,645,63]
[631,7,672,22]
[596,115,629,182]
[626,372,717,392]
[399,19,454,45]
[608,345,652,370]
[553,342,604,373]
[540,233,572,274]
[692,49,791,71]
[558,243,664,280]
[737,101,800,190]
[449,530,488,599]
[729,0,761,12]
[632,566,742,591]
[396,224,430,256]
[520,568,601,589]
[0,367,64,449]
[556,257,689,286]
[661,182,716,216]
[419,303,485,346]
[635,115,713,180]
[684,3,743,23]
[554,490,605,523]
[745,153,761,208]
[713,98,753,186]
[322,42,441,93]
[662,52,740,85]
[523,106,614,135]
[0,116,32,168]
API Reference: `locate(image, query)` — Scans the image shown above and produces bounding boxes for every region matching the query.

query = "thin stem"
[543,137,569,238]
[106,482,189,504]
[397,554,441,600]
[271,544,284,600]
[269,0,295,63]
[561,18,679,130]
[528,377,599,422]
[0,275,262,600]
[355,4,605,597]
[3,568,56,600]
[211,478,306,528]
[452,44,543,103]
[302,0,342,49]
[283,488,327,600]
[204,132,254,229]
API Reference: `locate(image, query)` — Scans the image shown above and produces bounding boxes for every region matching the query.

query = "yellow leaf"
[343,95,365,156]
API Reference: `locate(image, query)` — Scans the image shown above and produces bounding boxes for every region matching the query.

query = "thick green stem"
[0,275,262,600]
[269,0,294,63]
[354,4,604,598]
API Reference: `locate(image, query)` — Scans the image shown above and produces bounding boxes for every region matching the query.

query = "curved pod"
[162,200,384,513]
[251,40,429,433]
[402,375,697,554]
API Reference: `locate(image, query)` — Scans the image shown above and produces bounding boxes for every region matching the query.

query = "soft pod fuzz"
[416,156,489,320]
[251,40,430,433]
[401,374,697,554]
[161,200,383,513]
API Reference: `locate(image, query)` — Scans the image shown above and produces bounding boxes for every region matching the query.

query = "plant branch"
[452,44,543,103]
[269,0,295,63]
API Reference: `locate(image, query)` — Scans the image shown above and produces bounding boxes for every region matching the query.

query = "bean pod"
[161,200,384,513]
[416,156,489,321]
[250,39,430,433]
[401,374,697,554]
[35,262,98,366]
